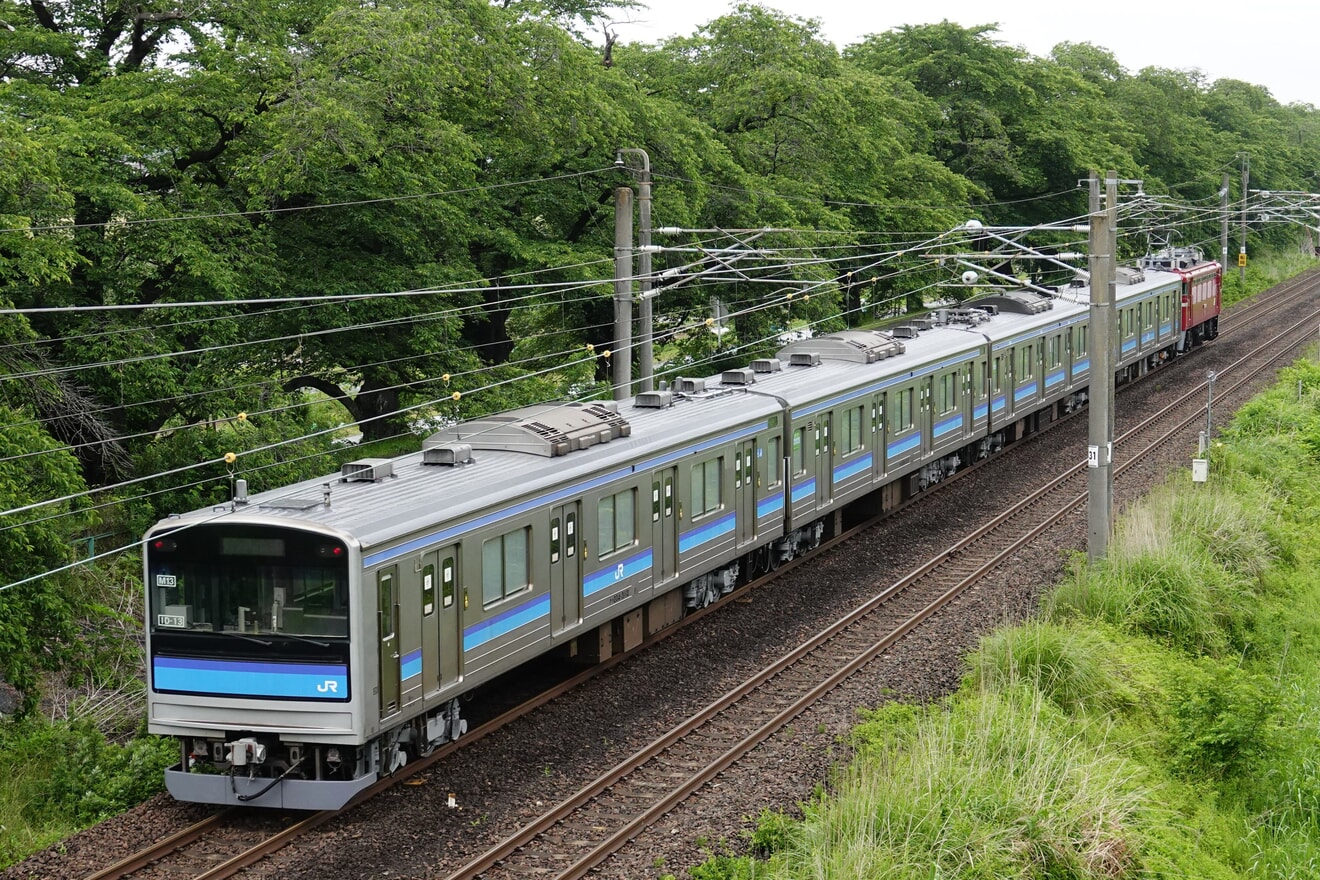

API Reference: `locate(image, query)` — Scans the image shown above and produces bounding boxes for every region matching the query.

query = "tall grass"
[770,692,1152,879]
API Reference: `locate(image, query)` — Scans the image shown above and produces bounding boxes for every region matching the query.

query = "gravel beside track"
[8,279,1318,880]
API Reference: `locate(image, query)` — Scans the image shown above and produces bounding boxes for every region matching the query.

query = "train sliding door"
[652,467,678,584]
[735,440,757,546]
[550,504,581,635]
[422,547,462,696]
[377,566,400,719]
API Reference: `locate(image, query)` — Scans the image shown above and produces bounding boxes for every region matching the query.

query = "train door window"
[1075,325,1088,357]
[992,357,1003,394]
[652,481,661,522]
[690,458,723,517]
[422,563,435,616]
[598,489,636,558]
[1018,344,1034,379]
[565,512,576,559]
[481,527,530,606]
[550,516,561,564]
[791,428,806,475]
[1145,301,1154,329]
[1048,336,1061,368]
[441,555,455,608]
[378,570,395,640]
[841,405,864,454]
[974,361,985,399]
[766,435,783,488]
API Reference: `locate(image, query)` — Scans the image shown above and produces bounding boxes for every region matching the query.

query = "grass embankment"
[687,362,1320,878]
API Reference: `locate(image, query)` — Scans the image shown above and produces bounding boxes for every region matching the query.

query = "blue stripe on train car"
[1121,339,1137,353]
[757,491,785,518]
[1074,358,1090,373]
[1160,323,1171,335]
[887,432,921,457]
[1142,330,1155,344]
[790,478,816,504]
[583,547,653,596]
[833,453,872,482]
[933,414,962,439]
[1013,382,1038,402]
[464,593,551,652]
[991,395,1006,414]
[679,511,737,553]
[400,649,422,680]
[152,656,349,700]
[1045,369,1066,388]
[974,402,989,420]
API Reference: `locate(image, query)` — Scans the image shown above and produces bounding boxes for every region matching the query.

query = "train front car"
[145,520,374,810]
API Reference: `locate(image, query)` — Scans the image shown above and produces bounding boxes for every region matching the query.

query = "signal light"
[152,539,177,552]
[318,544,345,558]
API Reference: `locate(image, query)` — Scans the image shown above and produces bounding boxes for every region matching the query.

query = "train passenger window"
[791,429,806,475]
[841,405,864,452]
[690,458,723,517]
[481,528,530,606]
[598,489,636,558]
[895,388,914,431]
[936,374,956,415]
[422,563,435,616]
[441,556,455,608]
[766,435,783,487]
[1018,345,1034,379]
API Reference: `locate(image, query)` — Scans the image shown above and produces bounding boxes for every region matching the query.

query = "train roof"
[152,263,1202,553]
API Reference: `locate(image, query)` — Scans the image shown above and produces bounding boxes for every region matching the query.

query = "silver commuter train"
[144,250,1221,809]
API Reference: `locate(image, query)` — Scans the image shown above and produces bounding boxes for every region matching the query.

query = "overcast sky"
[610,1,1318,107]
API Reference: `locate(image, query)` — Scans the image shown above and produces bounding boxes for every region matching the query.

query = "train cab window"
[766,435,783,487]
[422,563,435,616]
[441,555,455,608]
[841,405,865,453]
[791,428,806,476]
[690,457,723,518]
[481,527,530,606]
[598,489,637,558]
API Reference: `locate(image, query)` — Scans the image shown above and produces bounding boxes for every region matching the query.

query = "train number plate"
[156,614,187,628]
[155,574,177,587]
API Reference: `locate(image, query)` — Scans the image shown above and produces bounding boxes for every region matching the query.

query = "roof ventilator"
[341,459,394,482]
[634,390,675,408]
[721,367,756,386]
[751,358,782,373]
[422,443,473,466]
[788,352,822,367]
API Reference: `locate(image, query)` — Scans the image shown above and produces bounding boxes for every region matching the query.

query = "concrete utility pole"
[1240,154,1250,283]
[618,149,654,392]
[1087,170,1117,562]
[1221,172,1231,270]
[613,186,634,401]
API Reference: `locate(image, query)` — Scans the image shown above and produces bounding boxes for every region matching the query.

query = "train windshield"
[147,524,349,639]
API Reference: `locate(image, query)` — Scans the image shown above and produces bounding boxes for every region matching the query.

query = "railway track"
[441,289,1320,878]
[75,270,1320,880]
